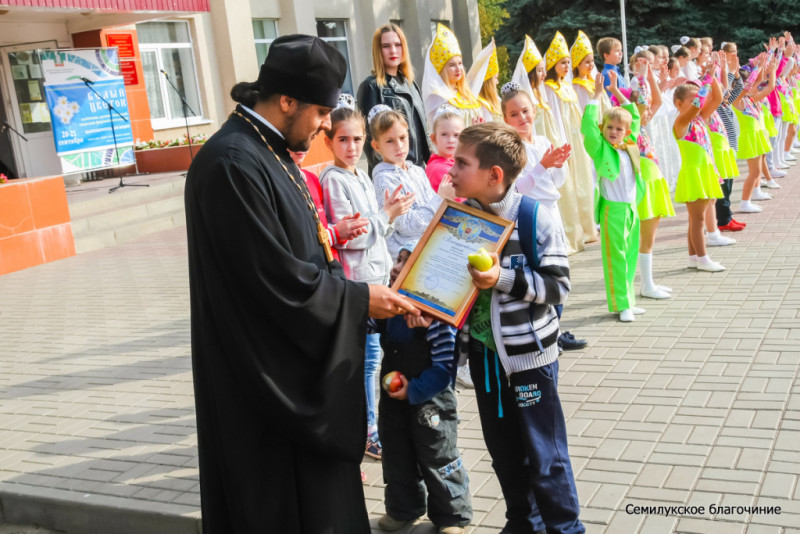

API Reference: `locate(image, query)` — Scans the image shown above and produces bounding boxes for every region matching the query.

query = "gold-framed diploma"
[391,200,515,327]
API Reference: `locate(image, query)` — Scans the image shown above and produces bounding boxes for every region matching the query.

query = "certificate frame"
[391,200,515,328]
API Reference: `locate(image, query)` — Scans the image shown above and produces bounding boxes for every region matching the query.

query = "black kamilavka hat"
[257,34,347,108]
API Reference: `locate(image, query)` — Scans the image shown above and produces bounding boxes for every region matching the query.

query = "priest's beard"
[284,104,324,152]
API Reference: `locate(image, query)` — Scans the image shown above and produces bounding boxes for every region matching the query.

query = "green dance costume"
[735,97,772,160]
[636,127,675,220]
[760,102,778,138]
[709,112,739,180]
[581,100,644,313]
[674,116,723,203]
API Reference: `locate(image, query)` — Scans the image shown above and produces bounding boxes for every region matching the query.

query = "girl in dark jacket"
[357,23,431,174]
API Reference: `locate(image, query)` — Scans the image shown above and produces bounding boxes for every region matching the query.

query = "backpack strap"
[517,195,540,269]
[516,195,545,353]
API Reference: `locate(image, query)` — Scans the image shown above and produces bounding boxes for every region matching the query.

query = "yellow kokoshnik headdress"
[522,35,543,73]
[430,23,462,73]
[545,31,569,71]
[485,48,499,80]
[571,30,593,69]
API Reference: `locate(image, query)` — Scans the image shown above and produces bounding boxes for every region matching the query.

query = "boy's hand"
[438,175,456,200]
[540,144,571,169]
[387,374,409,400]
[405,313,433,329]
[335,213,369,241]
[468,252,500,289]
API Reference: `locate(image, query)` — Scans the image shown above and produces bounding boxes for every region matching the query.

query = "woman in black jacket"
[357,23,432,174]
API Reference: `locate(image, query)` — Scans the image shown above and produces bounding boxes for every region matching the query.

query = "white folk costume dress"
[511,35,583,255]
[647,75,682,191]
[543,32,599,250]
[422,23,490,128]
[467,38,503,121]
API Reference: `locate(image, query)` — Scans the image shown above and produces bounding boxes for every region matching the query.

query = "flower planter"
[135,144,200,173]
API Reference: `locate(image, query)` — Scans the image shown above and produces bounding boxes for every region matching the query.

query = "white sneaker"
[763,179,781,189]
[657,285,673,293]
[785,153,797,161]
[456,365,474,389]
[687,257,699,269]
[619,309,635,322]
[738,201,763,213]
[696,259,726,272]
[641,287,671,299]
[751,188,773,201]
[770,168,787,178]
[706,232,736,246]
[631,306,646,315]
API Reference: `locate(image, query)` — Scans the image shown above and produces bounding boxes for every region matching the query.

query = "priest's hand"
[335,213,369,241]
[368,285,420,319]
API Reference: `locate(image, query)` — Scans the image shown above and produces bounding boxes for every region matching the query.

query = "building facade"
[0,0,480,181]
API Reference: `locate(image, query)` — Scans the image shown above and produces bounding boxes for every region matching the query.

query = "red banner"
[2,0,208,12]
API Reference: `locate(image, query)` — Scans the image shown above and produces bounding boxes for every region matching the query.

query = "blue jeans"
[469,339,584,534]
[365,332,382,430]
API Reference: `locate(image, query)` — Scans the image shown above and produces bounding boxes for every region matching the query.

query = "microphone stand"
[1,120,29,143]
[79,78,148,194]
[0,121,27,179]
[160,69,197,174]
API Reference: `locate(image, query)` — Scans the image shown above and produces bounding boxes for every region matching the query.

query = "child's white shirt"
[514,136,566,210]
[599,149,637,204]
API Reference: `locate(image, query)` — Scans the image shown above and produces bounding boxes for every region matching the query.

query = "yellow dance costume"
[636,127,675,220]
[735,97,772,160]
[674,116,723,203]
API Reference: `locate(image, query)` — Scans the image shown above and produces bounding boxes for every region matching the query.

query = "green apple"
[468,247,493,272]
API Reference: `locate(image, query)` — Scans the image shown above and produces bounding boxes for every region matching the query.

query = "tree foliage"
[488,0,800,76]
[478,0,513,84]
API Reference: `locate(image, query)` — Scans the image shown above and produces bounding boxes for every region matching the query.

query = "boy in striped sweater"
[375,243,472,534]
[449,122,584,534]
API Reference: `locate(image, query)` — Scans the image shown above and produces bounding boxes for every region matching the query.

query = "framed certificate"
[391,200,515,328]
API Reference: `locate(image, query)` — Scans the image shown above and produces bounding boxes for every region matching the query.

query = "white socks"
[639,252,655,291]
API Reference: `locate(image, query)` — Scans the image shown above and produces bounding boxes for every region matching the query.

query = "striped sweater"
[718,73,744,151]
[459,188,571,375]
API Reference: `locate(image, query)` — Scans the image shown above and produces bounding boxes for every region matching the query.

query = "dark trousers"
[469,340,584,534]
[378,386,472,527]
[716,178,734,226]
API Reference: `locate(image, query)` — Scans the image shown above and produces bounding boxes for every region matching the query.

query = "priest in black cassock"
[185,35,419,533]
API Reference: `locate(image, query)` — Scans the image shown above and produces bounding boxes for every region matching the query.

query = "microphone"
[160,69,170,78]
[79,77,94,85]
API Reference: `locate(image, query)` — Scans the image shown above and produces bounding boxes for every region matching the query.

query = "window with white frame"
[316,20,354,95]
[253,19,278,68]
[137,21,203,129]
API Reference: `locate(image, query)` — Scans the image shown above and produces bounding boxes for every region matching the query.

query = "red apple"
[382,371,405,393]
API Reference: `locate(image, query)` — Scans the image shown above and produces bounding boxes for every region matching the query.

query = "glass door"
[0,41,61,178]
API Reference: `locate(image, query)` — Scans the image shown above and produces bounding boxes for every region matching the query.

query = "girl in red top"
[425,107,465,202]
[288,150,369,262]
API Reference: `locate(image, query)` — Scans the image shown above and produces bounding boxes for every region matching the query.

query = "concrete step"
[67,177,185,220]
[69,176,186,254]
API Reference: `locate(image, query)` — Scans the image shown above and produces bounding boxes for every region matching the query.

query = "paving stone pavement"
[0,167,799,533]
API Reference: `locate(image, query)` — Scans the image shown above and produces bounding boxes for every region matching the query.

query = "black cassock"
[185,105,371,533]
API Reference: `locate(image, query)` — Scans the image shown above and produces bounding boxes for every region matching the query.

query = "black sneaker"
[558,331,588,351]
